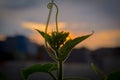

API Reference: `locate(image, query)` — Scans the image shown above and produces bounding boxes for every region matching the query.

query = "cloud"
[24,21,120,50]
[77,29,120,50]
[29,29,120,50]
[22,21,67,32]
[0,0,47,36]
[0,0,120,45]
[59,0,120,30]
[0,0,43,10]
[0,35,6,41]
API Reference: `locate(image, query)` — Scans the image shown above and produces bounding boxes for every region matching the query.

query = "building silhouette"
[0,35,120,69]
[0,35,38,61]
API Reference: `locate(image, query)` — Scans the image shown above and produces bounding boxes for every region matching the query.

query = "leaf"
[0,72,6,80]
[58,32,93,61]
[63,77,88,80]
[105,71,120,80]
[35,29,57,60]
[21,63,57,80]
[50,31,69,50]
[35,29,54,47]
[91,63,104,75]
[91,63,107,80]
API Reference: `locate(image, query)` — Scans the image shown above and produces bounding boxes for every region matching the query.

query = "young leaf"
[58,32,93,61]
[51,31,69,49]
[21,63,57,80]
[35,29,54,47]
[35,29,57,61]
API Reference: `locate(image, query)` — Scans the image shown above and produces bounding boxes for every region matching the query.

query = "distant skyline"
[0,0,120,50]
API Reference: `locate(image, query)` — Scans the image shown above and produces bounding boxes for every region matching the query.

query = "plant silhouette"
[21,0,120,80]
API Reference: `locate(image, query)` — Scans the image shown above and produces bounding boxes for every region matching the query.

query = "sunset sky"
[0,0,120,50]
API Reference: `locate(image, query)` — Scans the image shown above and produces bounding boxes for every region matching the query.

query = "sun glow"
[22,21,67,32]
[31,29,120,50]
[21,21,120,50]
[77,30,120,50]
[0,35,6,41]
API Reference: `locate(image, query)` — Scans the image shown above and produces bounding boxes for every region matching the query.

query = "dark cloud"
[0,19,32,36]
[65,0,120,18]
[60,0,120,29]
[95,0,120,19]
[0,0,43,10]
[0,0,120,36]
[94,0,120,29]
[0,0,48,36]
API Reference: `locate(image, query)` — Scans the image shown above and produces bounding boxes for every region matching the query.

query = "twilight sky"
[0,0,120,50]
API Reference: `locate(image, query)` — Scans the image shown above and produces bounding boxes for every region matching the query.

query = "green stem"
[45,1,59,33]
[44,0,60,61]
[45,0,54,33]
[58,61,63,80]
[52,3,59,32]
[45,0,55,60]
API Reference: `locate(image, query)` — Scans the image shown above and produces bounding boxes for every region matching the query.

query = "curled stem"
[52,3,59,32]
[45,0,58,61]
[45,0,59,61]
[45,0,54,34]
[46,0,59,33]
[45,0,63,80]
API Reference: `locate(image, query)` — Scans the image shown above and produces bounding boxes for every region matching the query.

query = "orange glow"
[22,21,120,50]
[28,29,120,50]
[77,30,120,50]
[29,33,44,45]
[28,29,74,45]
[22,21,67,32]
[0,35,6,41]
[22,21,67,45]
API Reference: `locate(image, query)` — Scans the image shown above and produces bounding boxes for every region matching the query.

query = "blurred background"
[0,0,120,80]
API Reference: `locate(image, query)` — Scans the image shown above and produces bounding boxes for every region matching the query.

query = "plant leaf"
[35,29,57,61]
[91,63,108,80]
[105,71,120,80]
[21,63,57,80]
[63,77,88,80]
[0,72,6,80]
[50,31,69,49]
[91,63,105,76]
[59,32,93,61]
[35,29,54,47]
